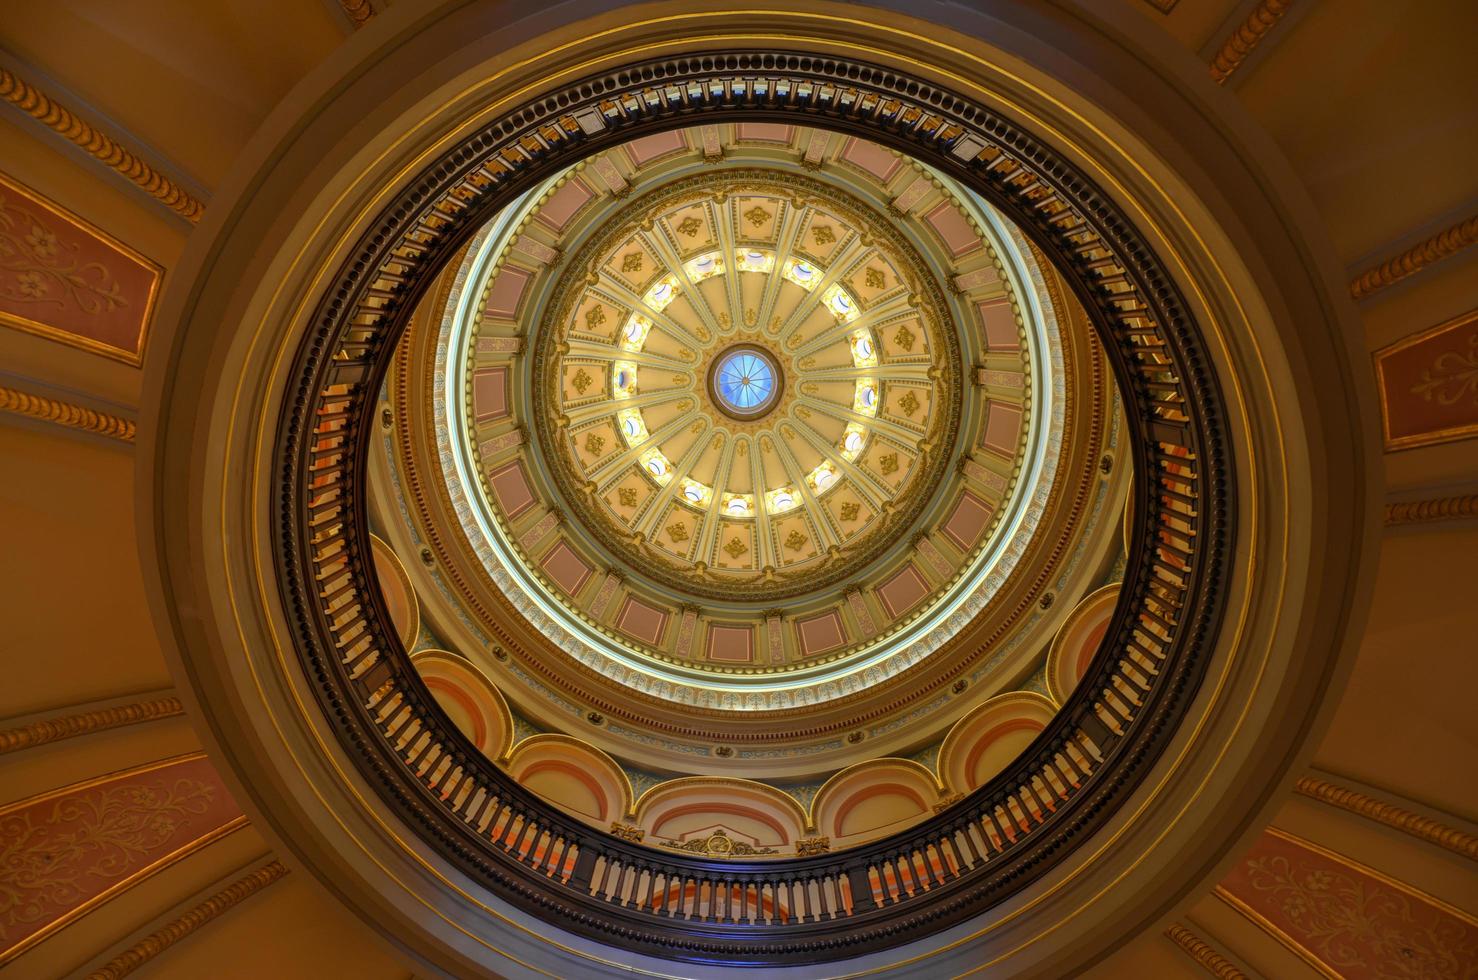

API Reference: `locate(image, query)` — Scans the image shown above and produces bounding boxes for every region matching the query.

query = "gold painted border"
[0,171,163,366]
[1214,826,1478,980]
[1373,307,1478,451]
[0,752,248,966]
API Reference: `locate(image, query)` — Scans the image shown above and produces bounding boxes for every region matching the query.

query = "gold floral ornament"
[839,502,860,522]
[572,368,592,394]
[621,252,643,273]
[893,323,916,352]
[667,521,689,542]
[898,391,921,417]
[865,267,886,290]
[663,829,777,857]
[584,433,605,456]
[676,215,702,238]
[1,213,127,313]
[785,529,808,552]
[0,767,222,938]
[811,224,837,246]
[879,452,899,475]
[1411,333,1478,406]
[743,206,770,228]
[724,536,748,559]
[585,303,607,329]
[618,487,639,507]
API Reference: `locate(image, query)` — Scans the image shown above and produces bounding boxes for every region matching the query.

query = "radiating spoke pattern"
[715,350,777,415]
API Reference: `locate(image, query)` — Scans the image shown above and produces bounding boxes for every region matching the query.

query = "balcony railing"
[274,52,1231,964]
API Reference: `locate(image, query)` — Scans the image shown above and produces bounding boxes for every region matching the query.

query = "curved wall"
[11,0,1472,977]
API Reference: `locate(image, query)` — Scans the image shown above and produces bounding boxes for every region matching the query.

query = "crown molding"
[0,53,206,223]
[0,383,136,442]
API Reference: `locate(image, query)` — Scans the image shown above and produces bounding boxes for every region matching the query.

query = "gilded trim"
[82,860,288,980]
[1163,922,1247,980]
[1351,215,1478,300]
[1215,885,1342,979]
[0,385,136,442]
[0,751,247,966]
[0,65,205,223]
[1295,775,1478,861]
[0,696,182,755]
[1383,493,1478,526]
[1208,0,1295,85]
[1373,307,1478,450]
[1216,827,1478,979]
[0,170,163,365]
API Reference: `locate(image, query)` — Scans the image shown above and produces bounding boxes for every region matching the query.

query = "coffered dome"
[373,122,1126,779]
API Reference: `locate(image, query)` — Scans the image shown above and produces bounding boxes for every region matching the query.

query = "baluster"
[846,863,875,913]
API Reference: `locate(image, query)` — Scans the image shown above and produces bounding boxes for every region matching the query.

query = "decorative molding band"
[1208,0,1295,85]
[1350,215,1478,300]
[1164,923,1248,980]
[0,385,136,442]
[1295,775,1478,861]
[0,65,204,223]
[1384,493,1478,526]
[0,696,183,755]
[339,0,375,28]
[83,860,288,980]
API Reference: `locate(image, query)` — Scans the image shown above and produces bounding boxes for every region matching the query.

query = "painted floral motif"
[0,757,239,953]
[1223,832,1478,980]
[1411,333,1478,407]
[0,192,128,318]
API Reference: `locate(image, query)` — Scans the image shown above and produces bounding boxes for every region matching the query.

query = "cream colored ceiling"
[536,170,960,603]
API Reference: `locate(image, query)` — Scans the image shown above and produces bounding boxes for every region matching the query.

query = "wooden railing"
[273,52,1231,964]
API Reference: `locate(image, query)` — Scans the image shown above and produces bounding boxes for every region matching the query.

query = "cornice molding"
[0,384,137,442]
[0,63,205,223]
[1294,775,1478,861]
[0,696,183,755]
[1208,0,1295,85]
[1164,922,1248,980]
[1350,215,1478,300]
[83,860,288,980]
[1384,493,1478,526]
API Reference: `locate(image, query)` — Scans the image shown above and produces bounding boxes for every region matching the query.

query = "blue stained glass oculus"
[711,346,781,417]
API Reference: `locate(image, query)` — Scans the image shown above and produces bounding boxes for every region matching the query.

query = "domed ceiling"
[533,169,962,607]
[370,122,1128,788]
